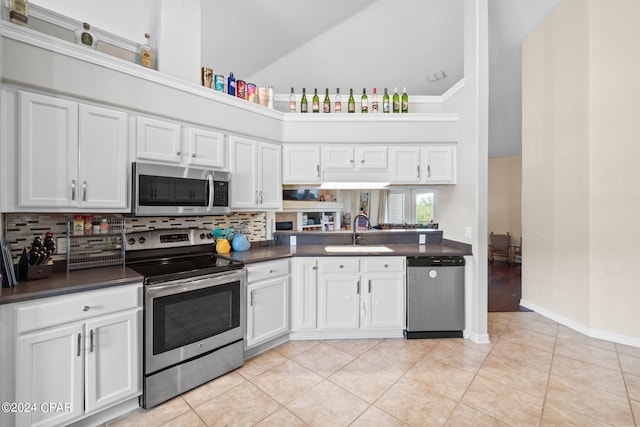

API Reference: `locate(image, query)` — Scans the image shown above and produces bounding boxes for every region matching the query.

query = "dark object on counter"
[283,189,318,200]
[275,221,293,231]
[405,256,465,339]
[18,247,53,281]
[375,222,438,230]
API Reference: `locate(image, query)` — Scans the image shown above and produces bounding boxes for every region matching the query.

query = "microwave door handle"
[207,174,214,212]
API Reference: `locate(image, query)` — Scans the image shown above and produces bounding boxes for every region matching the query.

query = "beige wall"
[488,155,522,245]
[522,0,640,343]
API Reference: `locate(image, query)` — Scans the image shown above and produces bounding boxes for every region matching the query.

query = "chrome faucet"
[352,214,370,245]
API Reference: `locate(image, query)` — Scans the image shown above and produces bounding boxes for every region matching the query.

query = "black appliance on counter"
[125,228,244,409]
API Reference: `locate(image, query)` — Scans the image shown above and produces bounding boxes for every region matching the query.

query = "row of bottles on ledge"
[201,69,274,108]
[73,22,153,69]
[291,87,409,114]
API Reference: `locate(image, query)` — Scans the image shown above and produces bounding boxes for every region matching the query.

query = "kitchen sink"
[324,245,394,253]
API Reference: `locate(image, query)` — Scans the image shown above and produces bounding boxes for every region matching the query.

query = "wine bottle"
[289,87,296,112]
[392,87,400,113]
[348,89,355,113]
[335,88,342,113]
[323,88,331,113]
[312,88,320,113]
[139,33,152,68]
[383,88,390,113]
[402,87,409,113]
[371,88,379,113]
[361,88,368,113]
[301,88,308,113]
[75,22,98,49]
[267,86,274,109]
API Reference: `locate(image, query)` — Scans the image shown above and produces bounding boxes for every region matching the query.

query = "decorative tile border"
[4,212,266,262]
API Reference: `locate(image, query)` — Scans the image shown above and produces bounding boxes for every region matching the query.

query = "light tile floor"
[107,312,640,426]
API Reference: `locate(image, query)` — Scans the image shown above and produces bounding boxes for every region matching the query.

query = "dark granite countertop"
[218,241,472,264]
[0,266,143,305]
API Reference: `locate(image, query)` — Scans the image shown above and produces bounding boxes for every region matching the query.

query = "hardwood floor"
[488,260,530,312]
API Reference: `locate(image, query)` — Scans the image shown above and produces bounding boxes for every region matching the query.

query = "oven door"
[144,270,244,374]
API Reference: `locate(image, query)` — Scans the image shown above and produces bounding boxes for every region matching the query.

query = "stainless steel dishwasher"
[405,256,465,339]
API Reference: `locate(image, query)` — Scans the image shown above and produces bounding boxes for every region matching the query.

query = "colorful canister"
[201,67,213,88]
[227,72,236,96]
[258,86,268,106]
[236,80,247,99]
[214,74,225,92]
[247,83,257,103]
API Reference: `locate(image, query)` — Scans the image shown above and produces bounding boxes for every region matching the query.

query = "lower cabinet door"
[364,275,405,329]
[318,275,360,329]
[16,323,84,427]
[247,277,289,348]
[85,309,141,413]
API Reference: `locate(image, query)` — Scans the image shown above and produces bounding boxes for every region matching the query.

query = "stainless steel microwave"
[132,162,230,216]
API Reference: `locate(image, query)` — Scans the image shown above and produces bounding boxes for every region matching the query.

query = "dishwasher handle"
[406,256,465,267]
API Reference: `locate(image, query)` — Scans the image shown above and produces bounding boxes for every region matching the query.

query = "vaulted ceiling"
[201,0,561,158]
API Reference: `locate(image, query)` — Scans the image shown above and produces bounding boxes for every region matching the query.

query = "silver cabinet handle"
[192,153,197,158]
[71,180,76,201]
[357,280,361,294]
[83,305,90,312]
[250,291,254,307]
[176,151,181,156]
[77,333,82,357]
[350,159,354,163]
[259,191,264,204]
[316,165,320,177]
[427,165,431,177]
[254,191,259,204]
[417,165,420,178]
[368,280,372,293]
[82,181,87,201]
[90,329,94,353]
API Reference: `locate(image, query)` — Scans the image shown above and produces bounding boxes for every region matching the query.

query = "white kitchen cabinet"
[282,144,321,184]
[292,256,404,338]
[10,284,141,427]
[135,116,182,164]
[291,258,318,330]
[390,144,456,184]
[186,127,227,170]
[230,136,282,210]
[18,91,128,209]
[321,145,389,182]
[245,259,290,349]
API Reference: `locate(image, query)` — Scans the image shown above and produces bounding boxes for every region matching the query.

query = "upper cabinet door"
[136,116,182,164]
[187,127,227,170]
[78,105,129,208]
[356,146,387,169]
[422,145,456,184]
[19,91,79,207]
[390,146,421,184]
[282,145,321,184]
[230,136,259,209]
[257,141,282,209]
[321,146,355,170]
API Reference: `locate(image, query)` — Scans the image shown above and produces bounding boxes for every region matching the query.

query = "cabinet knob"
[176,151,181,156]
[360,159,365,163]
[339,264,344,269]
[83,305,90,312]
[192,153,197,158]
[384,264,389,268]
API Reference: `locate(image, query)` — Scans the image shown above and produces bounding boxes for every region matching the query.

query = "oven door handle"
[207,174,214,213]
[145,271,242,297]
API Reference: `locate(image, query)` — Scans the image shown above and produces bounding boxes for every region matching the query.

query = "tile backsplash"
[3,212,266,262]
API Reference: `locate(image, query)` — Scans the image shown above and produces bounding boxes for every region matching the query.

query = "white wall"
[522,0,640,344]
[488,155,521,244]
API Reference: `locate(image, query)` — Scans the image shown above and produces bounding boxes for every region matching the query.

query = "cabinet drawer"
[16,283,142,334]
[363,257,405,273]
[246,259,290,283]
[319,257,360,273]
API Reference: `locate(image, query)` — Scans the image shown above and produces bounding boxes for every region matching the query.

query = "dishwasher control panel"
[406,256,465,267]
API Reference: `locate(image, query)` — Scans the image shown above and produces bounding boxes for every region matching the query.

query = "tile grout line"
[616,343,638,427]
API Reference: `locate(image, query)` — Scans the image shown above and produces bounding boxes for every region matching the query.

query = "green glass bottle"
[361,88,368,113]
[301,88,308,113]
[392,87,400,113]
[383,88,390,113]
[348,89,355,113]
[402,87,409,113]
[312,88,320,113]
[323,88,331,113]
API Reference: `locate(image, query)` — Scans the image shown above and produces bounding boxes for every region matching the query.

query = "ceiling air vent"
[426,71,447,82]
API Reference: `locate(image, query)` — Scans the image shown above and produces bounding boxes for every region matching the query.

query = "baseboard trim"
[520,299,640,348]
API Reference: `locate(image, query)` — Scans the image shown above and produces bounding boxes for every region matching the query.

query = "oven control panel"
[126,228,214,251]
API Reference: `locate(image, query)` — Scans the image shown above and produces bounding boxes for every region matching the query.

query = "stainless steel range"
[125,228,245,409]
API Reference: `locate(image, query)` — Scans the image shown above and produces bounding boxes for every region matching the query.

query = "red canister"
[236,80,247,99]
